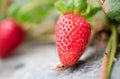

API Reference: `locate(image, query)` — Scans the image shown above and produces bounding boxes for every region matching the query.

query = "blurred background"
[0,0,58,79]
[0,0,58,43]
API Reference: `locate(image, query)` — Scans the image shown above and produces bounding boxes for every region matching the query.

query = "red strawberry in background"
[52,0,92,70]
[0,18,26,58]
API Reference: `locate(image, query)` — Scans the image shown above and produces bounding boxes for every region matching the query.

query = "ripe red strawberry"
[0,18,26,58]
[56,13,91,67]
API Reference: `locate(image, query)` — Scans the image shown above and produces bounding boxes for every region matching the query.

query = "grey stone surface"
[0,42,120,79]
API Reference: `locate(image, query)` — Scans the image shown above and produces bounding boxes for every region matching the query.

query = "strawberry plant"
[99,0,120,79]
[53,0,120,79]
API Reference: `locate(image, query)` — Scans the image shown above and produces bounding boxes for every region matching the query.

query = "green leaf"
[66,0,74,13]
[86,7,102,18]
[54,1,67,14]
[74,0,87,15]
[7,0,54,23]
[81,5,91,18]
[103,0,120,22]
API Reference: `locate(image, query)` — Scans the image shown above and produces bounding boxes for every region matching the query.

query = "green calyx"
[55,0,101,18]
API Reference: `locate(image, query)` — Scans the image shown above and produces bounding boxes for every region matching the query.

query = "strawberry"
[0,18,26,58]
[56,13,91,67]
[52,0,100,70]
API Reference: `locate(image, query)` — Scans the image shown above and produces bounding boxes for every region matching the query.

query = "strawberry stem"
[99,25,117,79]
[99,34,112,79]
[106,25,117,79]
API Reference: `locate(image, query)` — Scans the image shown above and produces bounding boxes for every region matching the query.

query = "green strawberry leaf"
[86,7,102,18]
[80,5,91,18]
[54,1,67,14]
[7,0,54,23]
[66,0,74,13]
[74,0,87,15]
[103,0,120,22]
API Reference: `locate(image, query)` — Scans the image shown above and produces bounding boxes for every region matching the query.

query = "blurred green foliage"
[0,0,55,23]
[0,0,8,20]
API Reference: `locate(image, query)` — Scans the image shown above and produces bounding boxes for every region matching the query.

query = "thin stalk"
[99,35,112,79]
[99,25,117,79]
[106,26,117,79]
